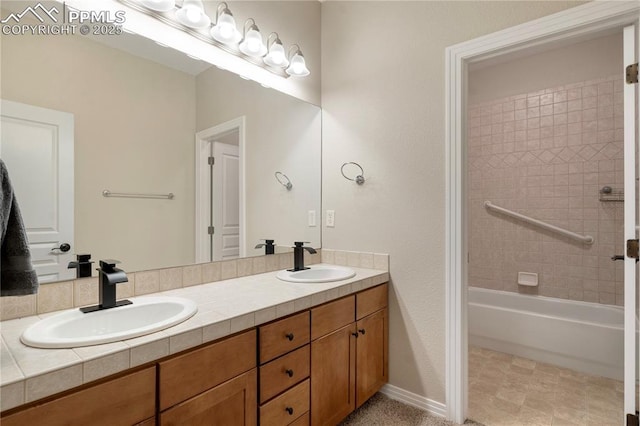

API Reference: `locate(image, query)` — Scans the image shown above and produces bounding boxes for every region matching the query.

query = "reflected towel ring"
[275,172,293,190]
[341,162,365,185]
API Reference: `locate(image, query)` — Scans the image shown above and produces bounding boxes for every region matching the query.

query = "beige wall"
[469,33,623,103]
[1,32,197,272]
[195,67,322,254]
[321,0,584,405]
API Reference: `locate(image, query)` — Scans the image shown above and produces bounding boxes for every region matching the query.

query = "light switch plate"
[326,210,335,227]
[308,210,316,227]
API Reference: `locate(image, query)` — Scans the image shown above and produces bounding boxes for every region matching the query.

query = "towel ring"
[341,162,365,185]
[275,172,293,190]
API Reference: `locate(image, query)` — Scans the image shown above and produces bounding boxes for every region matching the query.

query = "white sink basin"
[21,297,198,349]
[276,265,356,283]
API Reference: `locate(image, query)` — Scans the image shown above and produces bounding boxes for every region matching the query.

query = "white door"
[212,142,239,261]
[623,22,639,421]
[0,100,74,283]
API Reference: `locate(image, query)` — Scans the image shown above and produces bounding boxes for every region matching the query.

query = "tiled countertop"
[0,264,389,412]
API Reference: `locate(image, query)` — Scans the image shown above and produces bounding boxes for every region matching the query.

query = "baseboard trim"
[379,384,447,418]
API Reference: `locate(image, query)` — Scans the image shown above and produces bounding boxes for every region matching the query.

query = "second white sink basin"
[21,296,198,349]
[277,265,356,283]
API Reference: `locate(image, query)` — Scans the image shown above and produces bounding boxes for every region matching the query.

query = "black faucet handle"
[293,241,311,247]
[99,259,121,271]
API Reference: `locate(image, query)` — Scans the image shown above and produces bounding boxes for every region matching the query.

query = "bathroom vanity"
[0,261,388,426]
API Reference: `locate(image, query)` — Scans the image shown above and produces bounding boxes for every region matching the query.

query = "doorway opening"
[195,117,245,262]
[445,2,640,423]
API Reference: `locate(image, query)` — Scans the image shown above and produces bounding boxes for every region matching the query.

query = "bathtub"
[468,287,625,380]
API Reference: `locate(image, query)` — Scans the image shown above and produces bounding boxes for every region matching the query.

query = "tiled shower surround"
[467,75,624,306]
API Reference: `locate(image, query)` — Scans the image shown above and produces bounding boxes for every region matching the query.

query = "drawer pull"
[351,332,359,338]
[285,369,294,377]
[285,407,294,415]
[285,333,294,341]
[358,329,366,335]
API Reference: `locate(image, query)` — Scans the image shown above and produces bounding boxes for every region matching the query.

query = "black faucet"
[68,254,94,278]
[255,239,276,255]
[80,260,132,313]
[289,241,317,272]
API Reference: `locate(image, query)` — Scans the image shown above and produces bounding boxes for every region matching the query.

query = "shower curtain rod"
[484,201,594,245]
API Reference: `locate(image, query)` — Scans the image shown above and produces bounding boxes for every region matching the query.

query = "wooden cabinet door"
[1,367,156,426]
[159,369,257,426]
[310,323,356,426]
[356,308,388,408]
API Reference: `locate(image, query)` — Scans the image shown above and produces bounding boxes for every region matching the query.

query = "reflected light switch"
[308,210,316,227]
[326,210,335,228]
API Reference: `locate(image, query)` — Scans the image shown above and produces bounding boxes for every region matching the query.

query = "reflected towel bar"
[484,201,594,244]
[102,190,174,200]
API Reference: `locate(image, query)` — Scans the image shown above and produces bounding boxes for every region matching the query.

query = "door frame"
[445,2,640,423]
[194,117,246,263]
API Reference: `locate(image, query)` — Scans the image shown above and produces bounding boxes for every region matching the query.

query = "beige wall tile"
[252,256,266,274]
[237,258,253,277]
[220,260,238,280]
[182,264,202,287]
[159,267,182,291]
[202,262,221,283]
[0,294,36,321]
[134,270,160,295]
[37,281,73,314]
[73,277,98,307]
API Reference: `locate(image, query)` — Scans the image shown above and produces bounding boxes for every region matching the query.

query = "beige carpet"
[339,393,484,426]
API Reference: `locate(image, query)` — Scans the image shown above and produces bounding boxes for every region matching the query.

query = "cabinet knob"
[285,369,294,377]
[285,333,294,341]
[285,407,294,415]
[351,332,359,338]
[358,329,366,335]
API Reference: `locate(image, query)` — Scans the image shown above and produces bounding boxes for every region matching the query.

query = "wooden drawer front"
[356,283,388,320]
[260,344,310,403]
[311,295,355,340]
[160,369,257,426]
[1,367,156,426]
[260,379,310,426]
[159,329,256,411]
[259,311,310,363]
[289,411,310,426]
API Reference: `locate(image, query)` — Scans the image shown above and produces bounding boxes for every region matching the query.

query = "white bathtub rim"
[468,287,626,329]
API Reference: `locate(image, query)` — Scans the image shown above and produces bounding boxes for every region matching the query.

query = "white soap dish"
[517,272,538,287]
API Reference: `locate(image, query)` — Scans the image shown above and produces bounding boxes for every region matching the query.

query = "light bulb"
[141,0,174,12]
[175,0,211,29]
[264,41,289,68]
[239,26,267,57]
[211,11,241,45]
[184,7,200,23]
[286,51,310,77]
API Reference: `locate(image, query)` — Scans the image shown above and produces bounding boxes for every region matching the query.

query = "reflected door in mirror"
[0,100,75,283]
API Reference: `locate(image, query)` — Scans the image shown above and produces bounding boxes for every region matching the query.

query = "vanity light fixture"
[175,0,210,29]
[264,33,289,68]
[286,45,310,77]
[210,2,241,45]
[239,19,267,58]
[140,0,174,12]
[131,0,309,78]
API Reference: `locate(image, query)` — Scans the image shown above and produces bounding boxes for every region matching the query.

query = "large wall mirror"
[0,10,321,283]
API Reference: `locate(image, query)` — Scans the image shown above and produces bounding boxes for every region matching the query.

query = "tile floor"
[468,346,624,426]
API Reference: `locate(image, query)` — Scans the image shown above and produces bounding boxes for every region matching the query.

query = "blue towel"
[0,159,38,296]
